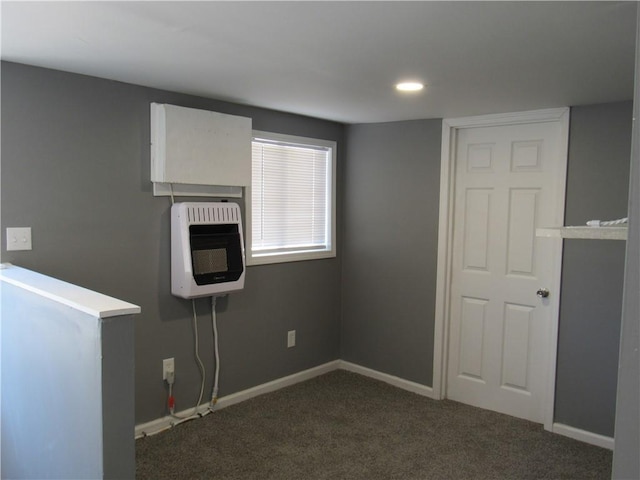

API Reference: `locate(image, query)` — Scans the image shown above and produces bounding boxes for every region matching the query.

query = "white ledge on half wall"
[536,226,628,241]
[0,263,141,318]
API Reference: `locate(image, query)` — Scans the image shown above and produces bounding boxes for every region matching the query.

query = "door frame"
[432,108,570,431]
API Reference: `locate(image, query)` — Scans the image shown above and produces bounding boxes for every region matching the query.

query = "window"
[248,131,336,265]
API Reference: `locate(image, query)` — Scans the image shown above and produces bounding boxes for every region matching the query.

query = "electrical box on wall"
[151,103,252,194]
[171,202,246,299]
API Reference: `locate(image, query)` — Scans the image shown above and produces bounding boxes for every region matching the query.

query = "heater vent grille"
[192,248,229,275]
[186,204,239,224]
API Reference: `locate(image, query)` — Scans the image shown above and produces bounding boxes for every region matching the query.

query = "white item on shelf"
[586,217,628,227]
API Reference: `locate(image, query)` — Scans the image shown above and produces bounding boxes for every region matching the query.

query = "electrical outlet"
[163,357,175,381]
[287,330,296,348]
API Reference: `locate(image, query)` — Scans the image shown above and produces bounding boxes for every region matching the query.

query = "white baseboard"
[135,360,341,438]
[338,361,435,399]
[214,360,341,410]
[552,423,614,450]
[136,362,613,452]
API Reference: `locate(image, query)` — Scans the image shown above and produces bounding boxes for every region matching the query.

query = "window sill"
[247,250,336,266]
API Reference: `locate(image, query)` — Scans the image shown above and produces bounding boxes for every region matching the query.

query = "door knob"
[536,288,550,298]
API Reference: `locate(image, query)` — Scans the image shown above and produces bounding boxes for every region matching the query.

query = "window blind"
[251,138,331,256]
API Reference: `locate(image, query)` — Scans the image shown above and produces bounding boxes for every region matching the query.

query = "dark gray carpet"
[136,370,611,479]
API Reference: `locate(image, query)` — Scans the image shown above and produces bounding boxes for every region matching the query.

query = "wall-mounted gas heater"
[171,202,245,299]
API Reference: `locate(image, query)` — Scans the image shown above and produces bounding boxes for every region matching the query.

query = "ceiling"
[1,1,637,124]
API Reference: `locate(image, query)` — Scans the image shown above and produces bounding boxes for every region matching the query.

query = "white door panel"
[447,120,565,423]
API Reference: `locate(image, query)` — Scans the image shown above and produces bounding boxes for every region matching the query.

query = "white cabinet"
[151,103,251,195]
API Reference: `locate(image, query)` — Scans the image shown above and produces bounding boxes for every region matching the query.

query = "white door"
[446,118,567,423]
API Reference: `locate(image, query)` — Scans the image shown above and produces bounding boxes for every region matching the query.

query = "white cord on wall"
[191,298,207,406]
[168,299,206,421]
[211,296,221,406]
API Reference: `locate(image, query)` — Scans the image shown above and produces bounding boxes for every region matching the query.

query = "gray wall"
[555,102,633,437]
[613,8,640,478]
[0,61,344,424]
[342,106,633,438]
[341,120,442,385]
[102,315,136,479]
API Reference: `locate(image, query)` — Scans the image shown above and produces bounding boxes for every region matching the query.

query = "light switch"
[6,227,32,251]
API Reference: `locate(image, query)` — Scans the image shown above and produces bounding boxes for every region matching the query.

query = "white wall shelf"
[536,226,628,240]
[152,182,242,198]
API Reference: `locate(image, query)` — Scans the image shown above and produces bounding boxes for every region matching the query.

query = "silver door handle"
[536,288,550,298]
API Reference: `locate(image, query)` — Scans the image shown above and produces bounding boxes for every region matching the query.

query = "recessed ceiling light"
[396,82,424,92]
